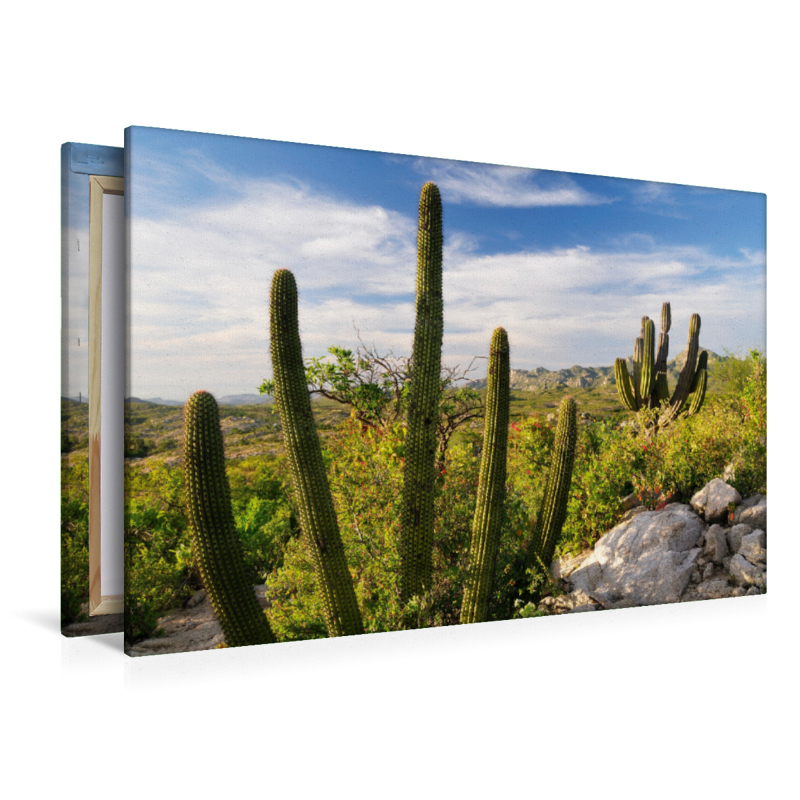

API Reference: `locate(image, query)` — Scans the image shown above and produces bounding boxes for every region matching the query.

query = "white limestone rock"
[568,504,704,608]
[690,478,742,523]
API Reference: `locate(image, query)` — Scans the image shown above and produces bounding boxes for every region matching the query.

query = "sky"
[127,125,766,401]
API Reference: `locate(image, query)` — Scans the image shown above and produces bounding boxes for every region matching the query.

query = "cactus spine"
[270,269,364,637]
[183,390,276,647]
[400,182,444,602]
[460,327,510,624]
[615,302,708,425]
[528,396,577,572]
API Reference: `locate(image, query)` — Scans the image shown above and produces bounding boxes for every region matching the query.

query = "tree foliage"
[260,333,485,469]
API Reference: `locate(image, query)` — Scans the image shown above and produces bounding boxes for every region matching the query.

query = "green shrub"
[123,455,294,644]
[61,456,90,625]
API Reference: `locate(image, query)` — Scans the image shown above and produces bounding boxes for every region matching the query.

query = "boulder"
[690,478,742,523]
[727,524,753,556]
[739,530,767,568]
[738,500,766,531]
[728,555,766,589]
[703,524,729,564]
[568,504,704,608]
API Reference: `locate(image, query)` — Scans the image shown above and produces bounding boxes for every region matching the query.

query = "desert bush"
[123,456,294,643]
[61,456,90,625]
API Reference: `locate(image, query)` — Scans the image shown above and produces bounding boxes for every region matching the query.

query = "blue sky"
[127,125,766,401]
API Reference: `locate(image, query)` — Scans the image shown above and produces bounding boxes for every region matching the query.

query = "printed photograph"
[122,126,766,655]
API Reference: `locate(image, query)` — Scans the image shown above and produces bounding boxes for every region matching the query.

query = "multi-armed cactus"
[399,182,444,602]
[527,396,577,573]
[615,302,708,426]
[183,390,276,647]
[270,269,364,637]
[460,328,510,624]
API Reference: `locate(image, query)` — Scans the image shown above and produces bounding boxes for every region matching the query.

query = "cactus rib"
[615,358,637,411]
[528,396,577,573]
[270,269,364,637]
[183,390,276,647]
[461,328,510,624]
[400,182,444,602]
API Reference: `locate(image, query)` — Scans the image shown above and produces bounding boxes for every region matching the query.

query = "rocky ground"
[62,610,123,637]
[125,585,270,656]
[539,478,766,614]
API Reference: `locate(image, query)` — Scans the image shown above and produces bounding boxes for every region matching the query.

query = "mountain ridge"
[465,347,728,391]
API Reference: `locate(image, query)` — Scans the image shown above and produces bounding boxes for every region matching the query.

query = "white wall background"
[2,2,795,797]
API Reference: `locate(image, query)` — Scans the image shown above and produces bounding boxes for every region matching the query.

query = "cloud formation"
[129,173,765,400]
[412,159,613,207]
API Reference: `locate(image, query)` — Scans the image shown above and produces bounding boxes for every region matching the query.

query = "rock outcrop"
[540,479,766,614]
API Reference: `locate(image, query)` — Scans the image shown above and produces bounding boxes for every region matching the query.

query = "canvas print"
[61,142,125,636]
[123,126,766,656]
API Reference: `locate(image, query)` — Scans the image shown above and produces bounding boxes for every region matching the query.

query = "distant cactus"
[183,390,275,647]
[400,182,444,602]
[615,302,708,425]
[527,396,577,572]
[461,327,510,624]
[270,268,364,638]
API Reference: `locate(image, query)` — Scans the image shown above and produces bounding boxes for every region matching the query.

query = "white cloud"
[412,159,613,207]
[129,175,765,399]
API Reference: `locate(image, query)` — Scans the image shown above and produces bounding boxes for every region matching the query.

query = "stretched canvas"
[122,125,766,656]
[61,142,125,636]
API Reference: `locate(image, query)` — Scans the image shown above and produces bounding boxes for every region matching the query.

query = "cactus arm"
[669,313,701,414]
[183,391,276,647]
[528,396,578,573]
[615,358,638,411]
[655,370,671,405]
[654,330,671,405]
[400,182,444,602]
[640,318,656,404]
[660,301,671,335]
[270,269,364,637]
[684,350,708,417]
[460,328,510,625]
[632,337,643,408]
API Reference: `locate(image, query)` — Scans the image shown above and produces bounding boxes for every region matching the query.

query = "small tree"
[260,331,485,470]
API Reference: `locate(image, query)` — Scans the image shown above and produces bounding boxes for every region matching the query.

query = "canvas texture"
[120,125,767,656]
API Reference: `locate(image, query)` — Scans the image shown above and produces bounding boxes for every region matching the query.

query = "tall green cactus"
[183,390,276,647]
[615,302,708,425]
[270,268,364,638]
[460,327,510,625]
[400,182,444,602]
[528,396,577,572]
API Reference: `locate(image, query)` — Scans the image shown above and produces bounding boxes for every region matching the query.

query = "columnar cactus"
[270,269,364,637]
[183,390,276,647]
[615,302,708,424]
[400,182,444,602]
[527,396,577,572]
[460,327,510,625]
